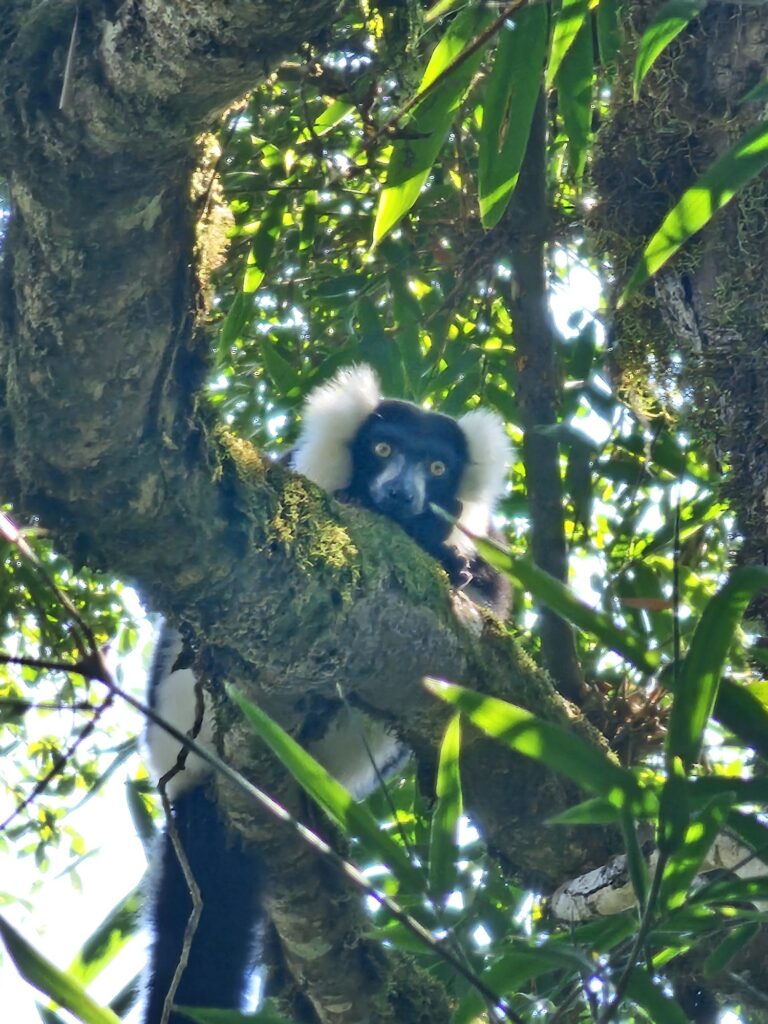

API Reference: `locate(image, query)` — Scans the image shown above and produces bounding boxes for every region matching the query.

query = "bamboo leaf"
[478,6,547,227]
[633,1,706,101]
[227,686,421,888]
[67,887,142,985]
[0,915,120,1024]
[703,923,760,977]
[555,12,593,178]
[428,714,463,900]
[473,535,658,673]
[546,0,589,88]
[596,0,622,67]
[425,679,647,810]
[373,6,493,243]
[625,967,690,1024]
[659,794,733,911]
[667,567,768,768]
[620,119,768,304]
[714,678,768,762]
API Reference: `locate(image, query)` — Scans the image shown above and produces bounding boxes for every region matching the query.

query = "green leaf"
[311,100,355,137]
[0,915,120,1024]
[453,944,591,1024]
[373,6,493,243]
[620,119,768,304]
[667,567,768,769]
[596,0,622,67]
[428,714,463,900]
[625,966,690,1024]
[657,756,690,859]
[659,793,733,911]
[218,195,287,352]
[243,195,288,295]
[68,887,142,985]
[425,0,463,23]
[690,875,768,908]
[226,686,421,888]
[621,806,649,911]
[555,12,593,178]
[714,678,768,762]
[703,923,760,977]
[425,679,647,810]
[632,1,706,101]
[547,795,623,825]
[478,6,547,227]
[472,535,659,673]
[546,0,589,89]
[259,340,300,395]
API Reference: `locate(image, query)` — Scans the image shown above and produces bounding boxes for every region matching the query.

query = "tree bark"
[591,2,768,581]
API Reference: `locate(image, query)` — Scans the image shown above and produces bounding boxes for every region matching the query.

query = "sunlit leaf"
[226,686,420,887]
[659,793,733,910]
[667,567,768,769]
[555,12,593,178]
[0,915,120,1024]
[478,5,547,227]
[472,535,658,673]
[426,679,647,810]
[428,714,462,900]
[373,6,493,243]
[546,0,589,88]
[632,1,706,100]
[312,100,355,137]
[620,119,768,303]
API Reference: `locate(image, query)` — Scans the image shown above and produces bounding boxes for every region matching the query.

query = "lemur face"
[347,400,467,528]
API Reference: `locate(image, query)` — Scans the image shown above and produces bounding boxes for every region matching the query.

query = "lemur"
[142,364,510,1022]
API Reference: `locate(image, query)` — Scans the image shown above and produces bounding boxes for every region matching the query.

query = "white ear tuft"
[291,365,381,492]
[456,408,511,536]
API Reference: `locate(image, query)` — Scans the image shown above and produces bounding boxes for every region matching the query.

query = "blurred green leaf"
[478,6,547,227]
[226,686,421,887]
[621,119,768,303]
[555,12,593,178]
[428,714,462,901]
[659,793,733,910]
[668,567,768,769]
[625,966,690,1024]
[426,679,648,810]
[67,887,142,986]
[546,0,589,88]
[0,915,120,1024]
[632,1,706,100]
[703,922,760,977]
[374,6,493,243]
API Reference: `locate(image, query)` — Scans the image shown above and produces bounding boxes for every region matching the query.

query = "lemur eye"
[374,441,392,458]
[430,460,446,477]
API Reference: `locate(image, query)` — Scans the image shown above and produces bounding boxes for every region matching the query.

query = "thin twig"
[158,786,203,1024]
[374,0,528,142]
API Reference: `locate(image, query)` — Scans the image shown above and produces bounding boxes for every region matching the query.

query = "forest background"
[2,2,768,1023]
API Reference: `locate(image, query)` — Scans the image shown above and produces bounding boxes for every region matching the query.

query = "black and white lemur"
[143,364,510,1023]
